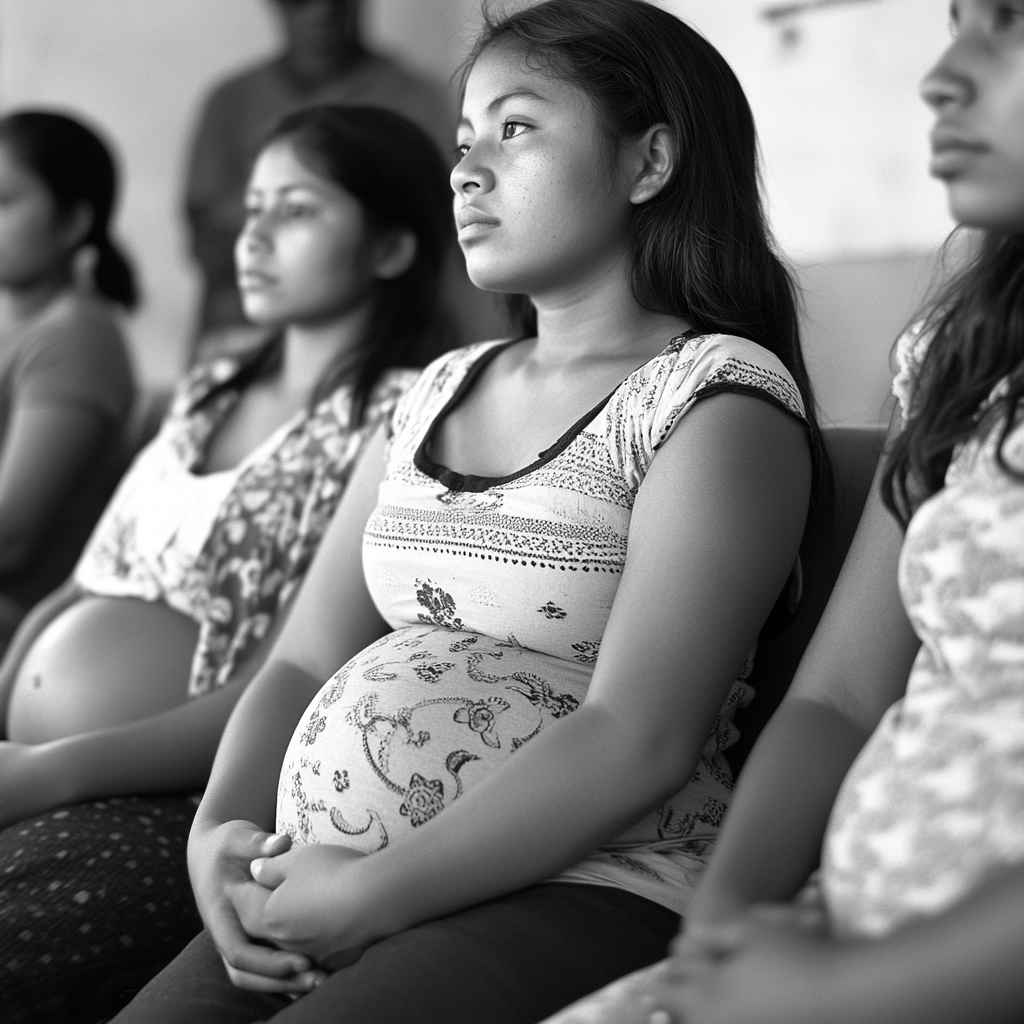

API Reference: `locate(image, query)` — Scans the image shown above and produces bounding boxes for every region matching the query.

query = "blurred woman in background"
[0,103,453,1023]
[0,111,135,645]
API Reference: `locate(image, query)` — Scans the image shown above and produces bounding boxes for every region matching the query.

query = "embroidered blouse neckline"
[414,330,699,494]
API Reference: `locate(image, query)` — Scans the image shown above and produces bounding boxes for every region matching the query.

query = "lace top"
[75,356,417,697]
[276,333,806,915]
[822,329,1024,938]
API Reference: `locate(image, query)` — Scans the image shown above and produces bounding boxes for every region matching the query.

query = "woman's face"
[922,0,1024,232]
[236,140,379,327]
[0,143,72,290]
[452,44,634,300]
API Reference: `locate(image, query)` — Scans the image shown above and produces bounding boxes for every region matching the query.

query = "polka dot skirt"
[0,796,202,1020]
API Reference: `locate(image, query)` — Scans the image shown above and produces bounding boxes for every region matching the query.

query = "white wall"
[0,0,958,423]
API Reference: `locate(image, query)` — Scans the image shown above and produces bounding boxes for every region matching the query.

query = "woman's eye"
[283,204,314,219]
[453,142,472,162]
[501,121,529,141]
[994,3,1024,29]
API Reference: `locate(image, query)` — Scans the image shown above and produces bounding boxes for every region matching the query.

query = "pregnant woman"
[541,1,1024,1022]
[0,104,452,1021]
[116,2,825,1022]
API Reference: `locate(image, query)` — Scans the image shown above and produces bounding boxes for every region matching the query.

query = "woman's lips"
[929,128,989,176]
[237,269,277,290]
[455,207,499,241]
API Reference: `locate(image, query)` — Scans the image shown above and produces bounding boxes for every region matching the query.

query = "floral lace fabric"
[822,335,1024,938]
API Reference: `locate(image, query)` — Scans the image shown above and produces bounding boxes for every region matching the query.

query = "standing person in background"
[0,111,135,650]
[185,0,453,347]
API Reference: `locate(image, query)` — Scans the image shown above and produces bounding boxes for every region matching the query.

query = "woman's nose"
[450,144,494,196]
[238,212,272,253]
[921,37,977,112]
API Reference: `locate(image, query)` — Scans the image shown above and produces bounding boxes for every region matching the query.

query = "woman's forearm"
[686,696,870,925]
[196,659,328,832]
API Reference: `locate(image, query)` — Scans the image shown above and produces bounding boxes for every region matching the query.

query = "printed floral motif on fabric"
[278,333,806,915]
[75,350,417,697]
[822,355,1024,939]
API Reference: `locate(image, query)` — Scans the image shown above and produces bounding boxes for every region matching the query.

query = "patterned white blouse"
[74,355,417,697]
[822,329,1024,938]
[277,332,807,914]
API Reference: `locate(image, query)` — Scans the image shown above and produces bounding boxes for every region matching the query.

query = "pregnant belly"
[276,626,590,851]
[6,596,200,743]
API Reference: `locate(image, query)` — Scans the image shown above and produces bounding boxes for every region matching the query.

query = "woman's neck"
[0,274,71,330]
[277,302,374,400]
[529,263,688,368]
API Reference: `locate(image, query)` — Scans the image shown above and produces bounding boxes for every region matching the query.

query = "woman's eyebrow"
[487,89,549,112]
[459,89,551,130]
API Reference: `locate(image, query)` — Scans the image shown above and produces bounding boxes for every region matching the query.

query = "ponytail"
[91,234,138,310]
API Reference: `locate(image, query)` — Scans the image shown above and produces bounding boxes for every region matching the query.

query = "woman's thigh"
[0,795,202,1020]
[115,882,679,1024]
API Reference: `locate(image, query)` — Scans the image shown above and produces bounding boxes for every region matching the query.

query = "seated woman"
[0,105,452,1019]
[0,111,135,644]
[540,3,1024,1023]
[113,2,825,1021]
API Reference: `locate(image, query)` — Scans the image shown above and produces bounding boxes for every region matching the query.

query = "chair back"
[725,425,887,776]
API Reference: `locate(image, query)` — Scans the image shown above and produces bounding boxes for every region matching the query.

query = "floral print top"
[276,333,807,915]
[74,355,417,698]
[821,328,1024,938]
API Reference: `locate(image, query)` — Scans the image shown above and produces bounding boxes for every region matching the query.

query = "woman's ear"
[373,229,417,280]
[60,202,94,251]
[628,125,675,206]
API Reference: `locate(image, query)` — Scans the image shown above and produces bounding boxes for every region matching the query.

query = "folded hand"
[190,818,325,994]
[241,842,371,970]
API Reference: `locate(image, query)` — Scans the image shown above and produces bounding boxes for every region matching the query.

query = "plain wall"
[0,0,956,423]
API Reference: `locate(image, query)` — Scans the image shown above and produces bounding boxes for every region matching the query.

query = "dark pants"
[112,881,679,1024]
[0,795,204,1024]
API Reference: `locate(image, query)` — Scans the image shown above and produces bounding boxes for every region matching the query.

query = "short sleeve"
[892,323,932,425]
[604,333,806,492]
[14,294,133,423]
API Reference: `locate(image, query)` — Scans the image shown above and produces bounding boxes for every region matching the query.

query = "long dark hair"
[248,104,455,423]
[0,110,137,309]
[459,0,828,499]
[883,230,1024,523]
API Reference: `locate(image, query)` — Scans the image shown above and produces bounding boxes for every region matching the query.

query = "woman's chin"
[462,263,528,297]
[239,300,286,328]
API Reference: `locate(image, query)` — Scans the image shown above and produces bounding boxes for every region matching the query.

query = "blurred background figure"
[0,111,135,648]
[184,0,453,355]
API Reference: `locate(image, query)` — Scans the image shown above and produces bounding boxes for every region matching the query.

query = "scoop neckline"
[413,330,699,494]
